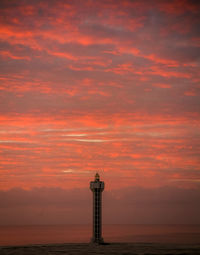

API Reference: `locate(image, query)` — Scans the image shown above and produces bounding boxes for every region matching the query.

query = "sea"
[0,224,200,246]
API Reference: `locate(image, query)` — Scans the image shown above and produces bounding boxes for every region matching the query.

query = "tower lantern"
[90,172,104,243]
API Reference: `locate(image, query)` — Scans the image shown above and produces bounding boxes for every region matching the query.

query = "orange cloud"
[0,0,199,192]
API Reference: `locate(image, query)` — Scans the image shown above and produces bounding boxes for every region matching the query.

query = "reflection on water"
[0,224,200,246]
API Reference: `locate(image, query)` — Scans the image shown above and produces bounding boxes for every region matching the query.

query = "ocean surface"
[0,224,200,246]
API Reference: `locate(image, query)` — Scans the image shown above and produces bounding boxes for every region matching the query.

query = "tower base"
[90,237,104,244]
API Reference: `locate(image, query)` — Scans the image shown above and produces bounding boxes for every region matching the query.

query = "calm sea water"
[0,224,200,246]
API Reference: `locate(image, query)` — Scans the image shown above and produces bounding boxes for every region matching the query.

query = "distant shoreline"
[1,242,200,255]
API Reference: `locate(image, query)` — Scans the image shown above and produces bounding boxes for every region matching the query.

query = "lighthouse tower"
[90,172,104,243]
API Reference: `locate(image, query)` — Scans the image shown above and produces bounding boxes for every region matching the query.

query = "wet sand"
[0,243,200,255]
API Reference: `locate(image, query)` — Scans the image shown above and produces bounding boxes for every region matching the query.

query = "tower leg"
[91,190,104,244]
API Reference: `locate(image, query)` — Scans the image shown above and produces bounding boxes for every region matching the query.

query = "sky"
[0,0,200,225]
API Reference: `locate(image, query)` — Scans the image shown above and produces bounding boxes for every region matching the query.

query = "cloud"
[0,112,199,190]
[0,0,199,192]
[158,0,199,15]
[0,186,199,225]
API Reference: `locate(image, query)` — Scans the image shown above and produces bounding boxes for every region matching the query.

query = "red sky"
[0,0,200,224]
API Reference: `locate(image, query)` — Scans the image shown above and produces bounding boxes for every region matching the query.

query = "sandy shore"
[0,243,200,255]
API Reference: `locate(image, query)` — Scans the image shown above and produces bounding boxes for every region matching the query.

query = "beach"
[1,243,200,255]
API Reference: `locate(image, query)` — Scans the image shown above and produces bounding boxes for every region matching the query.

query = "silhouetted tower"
[90,172,104,243]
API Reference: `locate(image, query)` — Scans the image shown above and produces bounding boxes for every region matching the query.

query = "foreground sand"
[0,243,200,255]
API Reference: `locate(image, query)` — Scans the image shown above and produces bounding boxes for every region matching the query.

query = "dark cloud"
[0,186,199,224]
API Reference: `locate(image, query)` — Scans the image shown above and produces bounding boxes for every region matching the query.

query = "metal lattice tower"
[90,172,104,243]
